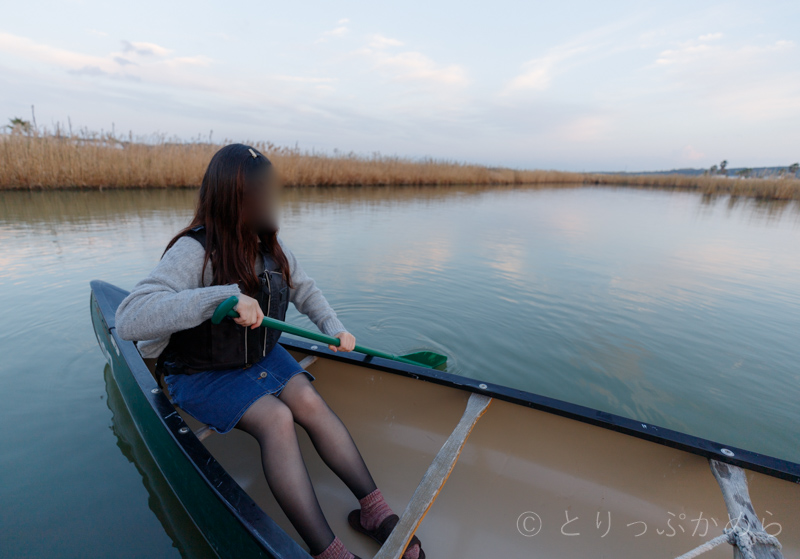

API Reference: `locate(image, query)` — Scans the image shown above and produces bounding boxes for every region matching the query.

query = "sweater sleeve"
[115,236,242,342]
[280,238,347,337]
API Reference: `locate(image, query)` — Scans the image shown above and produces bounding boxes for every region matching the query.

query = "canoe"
[90,280,799,558]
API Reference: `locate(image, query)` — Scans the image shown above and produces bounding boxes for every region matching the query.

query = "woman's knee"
[283,376,329,423]
[270,399,296,430]
[238,394,295,435]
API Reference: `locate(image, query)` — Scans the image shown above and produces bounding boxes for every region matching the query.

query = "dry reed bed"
[2,132,799,199]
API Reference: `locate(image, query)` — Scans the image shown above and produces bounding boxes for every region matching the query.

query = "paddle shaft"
[225,309,421,366]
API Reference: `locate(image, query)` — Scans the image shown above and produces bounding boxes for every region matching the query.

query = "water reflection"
[103,365,215,559]
[698,192,800,224]
[1,185,797,225]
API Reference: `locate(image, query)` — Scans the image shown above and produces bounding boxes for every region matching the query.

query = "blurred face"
[244,167,282,232]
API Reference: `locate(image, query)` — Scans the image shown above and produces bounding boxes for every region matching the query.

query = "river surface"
[1,186,799,557]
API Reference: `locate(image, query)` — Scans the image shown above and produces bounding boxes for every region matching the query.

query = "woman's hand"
[234,294,264,329]
[330,332,356,352]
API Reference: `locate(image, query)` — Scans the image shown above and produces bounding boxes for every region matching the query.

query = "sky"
[0,0,798,172]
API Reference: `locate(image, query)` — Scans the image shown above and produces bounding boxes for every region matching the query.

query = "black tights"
[235,374,377,555]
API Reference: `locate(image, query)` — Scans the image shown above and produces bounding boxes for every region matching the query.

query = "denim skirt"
[164,343,314,434]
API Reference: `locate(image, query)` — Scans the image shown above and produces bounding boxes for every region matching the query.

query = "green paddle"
[211,296,447,369]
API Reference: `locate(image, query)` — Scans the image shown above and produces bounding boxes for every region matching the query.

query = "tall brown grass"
[2,127,799,199]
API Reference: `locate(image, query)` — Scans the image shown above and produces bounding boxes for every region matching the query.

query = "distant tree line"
[704,159,799,178]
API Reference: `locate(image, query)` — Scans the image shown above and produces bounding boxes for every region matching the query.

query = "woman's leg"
[234,393,335,555]
[278,375,421,559]
[278,373,377,499]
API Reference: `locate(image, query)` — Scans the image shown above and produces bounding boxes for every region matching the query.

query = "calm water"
[1,186,799,557]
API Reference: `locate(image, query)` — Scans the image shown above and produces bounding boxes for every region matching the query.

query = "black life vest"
[159,225,289,374]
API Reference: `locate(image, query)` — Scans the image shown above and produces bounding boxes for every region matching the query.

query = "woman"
[115,144,423,559]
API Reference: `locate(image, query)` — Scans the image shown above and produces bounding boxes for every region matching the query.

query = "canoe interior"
[178,350,800,558]
[91,281,799,558]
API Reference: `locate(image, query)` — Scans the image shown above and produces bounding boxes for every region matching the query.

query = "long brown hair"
[164,143,292,295]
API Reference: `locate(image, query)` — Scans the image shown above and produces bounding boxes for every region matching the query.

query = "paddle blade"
[400,351,448,370]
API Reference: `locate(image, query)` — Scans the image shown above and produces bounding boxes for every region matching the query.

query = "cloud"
[316,22,350,43]
[121,40,171,57]
[68,65,108,77]
[651,34,800,120]
[65,65,142,81]
[355,35,467,87]
[698,32,723,42]
[655,33,791,68]
[371,51,467,85]
[368,34,404,49]
[167,55,212,67]
[654,32,723,66]
[0,32,219,91]
[0,32,105,70]
[0,32,206,75]
[503,17,643,94]
[505,49,578,92]
[505,41,602,93]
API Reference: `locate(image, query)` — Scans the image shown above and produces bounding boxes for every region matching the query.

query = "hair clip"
[248,148,258,159]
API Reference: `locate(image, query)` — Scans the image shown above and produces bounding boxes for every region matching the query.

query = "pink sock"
[359,489,420,559]
[358,488,394,531]
[312,537,354,559]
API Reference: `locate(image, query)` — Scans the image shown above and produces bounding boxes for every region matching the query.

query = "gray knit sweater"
[115,235,347,359]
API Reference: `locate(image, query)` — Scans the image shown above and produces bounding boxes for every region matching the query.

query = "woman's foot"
[313,536,358,559]
[353,489,422,559]
[358,488,394,531]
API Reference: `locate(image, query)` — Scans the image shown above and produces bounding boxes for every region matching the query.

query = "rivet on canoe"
[721,448,735,457]
[478,383,488,390]
[311,345,318,350]
[151,388,161,394]
[178,427,190,434]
